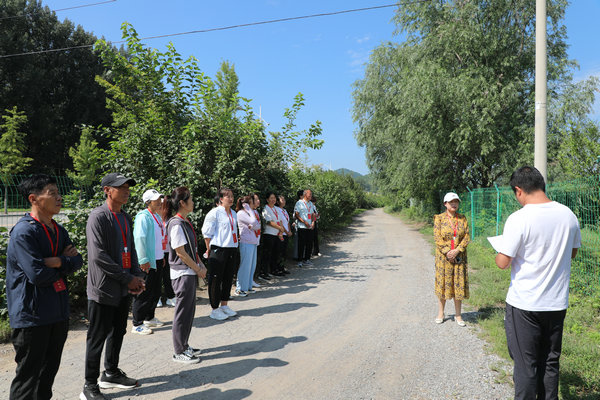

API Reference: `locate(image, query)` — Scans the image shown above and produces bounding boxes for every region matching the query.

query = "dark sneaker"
[186,345,202,356]
[80,384,106,400]
[99,369,138,389]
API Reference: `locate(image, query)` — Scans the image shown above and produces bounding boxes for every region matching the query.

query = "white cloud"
[347,49,369,68]
[356,35,371,44]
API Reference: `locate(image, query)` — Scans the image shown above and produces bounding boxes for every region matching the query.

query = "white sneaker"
[156,299,164,308]
[144,318,165,328]
[131,325,153,335]
[166,298,176,307]
[233,289,247,297]
[210,308,229,320]
[220,305,237,317]
[252,281,261,288]
[173,352,200,364]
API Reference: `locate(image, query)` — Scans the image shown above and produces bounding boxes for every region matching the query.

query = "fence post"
[467,187,474,238]
[494,183,500,236]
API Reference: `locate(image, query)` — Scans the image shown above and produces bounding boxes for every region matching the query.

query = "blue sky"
[42,0,600,175]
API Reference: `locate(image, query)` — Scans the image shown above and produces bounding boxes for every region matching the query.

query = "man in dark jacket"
[6,174,83,400]
[81,173,145,400]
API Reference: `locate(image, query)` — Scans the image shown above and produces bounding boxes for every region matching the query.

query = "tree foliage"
[352,0,584,211]
[67,125,104,188]
[0,0,112,172]
[0,107,31,177]
[94,23,323,223]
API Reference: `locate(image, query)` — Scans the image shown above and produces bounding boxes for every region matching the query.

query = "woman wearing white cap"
[433,192,470,326]
[131,189,167,335]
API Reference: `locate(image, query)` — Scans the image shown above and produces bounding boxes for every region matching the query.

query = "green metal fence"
[0,175,93,231]
[461,176,600,294]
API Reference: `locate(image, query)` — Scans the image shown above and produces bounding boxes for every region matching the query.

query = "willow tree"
[353,0,576,210]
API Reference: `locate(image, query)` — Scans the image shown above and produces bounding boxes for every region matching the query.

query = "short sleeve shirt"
[497,201,581,311]
[294,200,314,229]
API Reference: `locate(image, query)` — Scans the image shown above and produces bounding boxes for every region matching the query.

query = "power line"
[0,0,117,21]
[0,1,430,59]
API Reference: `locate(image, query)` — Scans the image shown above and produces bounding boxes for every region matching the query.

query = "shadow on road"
[114,351,293,399]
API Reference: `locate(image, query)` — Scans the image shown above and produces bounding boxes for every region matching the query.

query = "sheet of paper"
[487,235,504,253]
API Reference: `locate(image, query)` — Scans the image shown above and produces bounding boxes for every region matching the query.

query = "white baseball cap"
[443,192,460,203]
[142,189,162,203]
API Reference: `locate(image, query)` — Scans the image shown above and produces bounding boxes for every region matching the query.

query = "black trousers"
[84,297,130,385]
[132,261,162,326]
[261,234,281,274]
[159,252,175,302]
[505,303,567,400]
[297,228,314,262]
[207,246,237,309]
[10,320,69,400]
[312,223,320,255]
[278,235,290,268]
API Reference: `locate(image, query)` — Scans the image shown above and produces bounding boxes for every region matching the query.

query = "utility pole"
[534,0,547,182]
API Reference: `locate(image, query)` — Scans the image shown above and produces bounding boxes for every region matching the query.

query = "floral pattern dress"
[434,212,470,300]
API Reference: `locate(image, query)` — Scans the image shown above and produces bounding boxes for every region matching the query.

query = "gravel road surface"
[0,208,512,399]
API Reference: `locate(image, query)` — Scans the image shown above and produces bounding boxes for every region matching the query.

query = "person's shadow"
[113,336,307,399]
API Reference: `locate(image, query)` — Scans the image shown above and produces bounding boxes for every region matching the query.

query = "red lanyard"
[31,215,59,256]
[282,209,289,223]
[447,214,458,250]
[226,208,235,233]
[253,209,260,221]
[177,213,197,245]
[148,208,164,237]
[268,205,279,219]
[303,200,311,212]
[108,206,128,252]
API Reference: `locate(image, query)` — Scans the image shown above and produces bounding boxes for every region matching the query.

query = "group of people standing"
[4,172,320,400]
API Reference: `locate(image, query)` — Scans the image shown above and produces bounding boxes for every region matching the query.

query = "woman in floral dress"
[434,192,470,326]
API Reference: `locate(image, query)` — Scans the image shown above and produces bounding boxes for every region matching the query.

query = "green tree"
[547,76,600,179]
[0,0,112,172]
[94,23,323,220]
[0,107,32,213]
[67,125,104,189]
[353,0,575,211]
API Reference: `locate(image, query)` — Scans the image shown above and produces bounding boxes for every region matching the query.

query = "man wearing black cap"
[81,173,145,400]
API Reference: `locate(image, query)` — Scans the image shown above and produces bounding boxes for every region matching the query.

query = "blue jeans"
[237,242,257,292]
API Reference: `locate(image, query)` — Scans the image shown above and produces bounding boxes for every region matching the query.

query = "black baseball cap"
[100,173,136,187]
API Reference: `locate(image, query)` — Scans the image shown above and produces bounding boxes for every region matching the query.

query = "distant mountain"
[334,168,375,191]
[334,168,363,179]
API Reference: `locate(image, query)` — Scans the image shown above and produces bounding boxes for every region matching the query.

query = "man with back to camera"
[81,173,146,400]
[6,174,83,400]
[494,166,581,400]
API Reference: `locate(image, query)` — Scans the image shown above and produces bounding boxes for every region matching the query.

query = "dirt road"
[0,208,512,399]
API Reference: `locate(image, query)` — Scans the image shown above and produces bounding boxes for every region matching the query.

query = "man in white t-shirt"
[495,166,581,400]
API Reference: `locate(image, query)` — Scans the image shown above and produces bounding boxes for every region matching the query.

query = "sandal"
[435,314,445,324]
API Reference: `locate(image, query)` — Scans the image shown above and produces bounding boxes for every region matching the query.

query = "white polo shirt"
[497,201,581,311]
[262,205,282,236]
[201,206,239,248]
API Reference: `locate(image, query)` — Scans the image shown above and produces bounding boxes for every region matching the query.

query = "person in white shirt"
[261,192,286,277]
[294,189,315,267]
[495,166,581,400]
[202,188,239,321]
[163,187,207,364]
[276,195,292,274]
